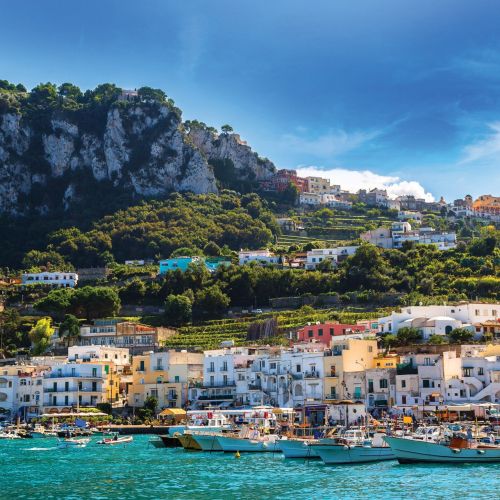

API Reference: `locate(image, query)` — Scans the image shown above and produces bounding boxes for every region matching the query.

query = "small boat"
[384,434,500,464]
[149,437,166,448]
[58,437,90,449]
[279,438,321,459]
[0,429,22,439]
[97,433,133,445]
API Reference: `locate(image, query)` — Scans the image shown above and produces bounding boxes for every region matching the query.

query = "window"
[402,395,407,404]
[424,357,431,366]
[478,367,484,376]
[463,368,472,377]
[270,362,276,369]
[401,379,406,388]
[139,360,145,372]
[210,375,214,386]
[92,368,97,377]
[493,310,498,317]
[296,364,301,373]
[174,376,179,383]
[65,381,69,391]
[379,379,388,389]
[330,387,337,398]
[368,346,373,352]
[330,328,334,335]
[150,389,158,398]
[368,379,374,393]
[318,329,323,337]
[223,375,228,386]
[222,361,228,371]
[422,379,430,388]
[308,330,313,338]
[20,379,26,386]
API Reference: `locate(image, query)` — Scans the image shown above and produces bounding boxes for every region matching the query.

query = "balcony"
[207,368,215,373]
[167,394,178,400]
[304,371,320,379]
[47,373,101,379]
[202,382,236,389]
[291,373,303,380]
[198,394,234,401]
[248,383,262,391]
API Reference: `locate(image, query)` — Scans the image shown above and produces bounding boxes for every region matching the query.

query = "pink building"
[296,322,367,344]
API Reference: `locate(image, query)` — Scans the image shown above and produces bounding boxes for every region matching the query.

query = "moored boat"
[177,431,202,450]
[384,435,500,464]
[189,431,224,451]
[216,428,281,453]
[97,433,133,445]
[159,434,182,448]
[278,438,321,459]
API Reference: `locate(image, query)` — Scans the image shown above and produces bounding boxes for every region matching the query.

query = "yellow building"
[374,354,400,369]
[323,339,378,400]
[128,351,203,410]
[473,195,500,215]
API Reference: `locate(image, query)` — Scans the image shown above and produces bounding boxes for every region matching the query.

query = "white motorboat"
[0,429,22,439]
[97,433,133,445]
[58,437,90,449]
[216,428,281,453]
[311,430,395,464]
[279,438,321,459]
[190,431,224,451]
[384,435,500,463]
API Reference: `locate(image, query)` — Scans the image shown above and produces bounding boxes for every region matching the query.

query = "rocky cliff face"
[0,101,275,215]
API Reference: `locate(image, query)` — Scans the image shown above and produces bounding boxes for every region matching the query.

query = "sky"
[1,0,500,201]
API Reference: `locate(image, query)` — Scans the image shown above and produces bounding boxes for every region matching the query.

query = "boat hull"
[191,433,223,451]
[384,436,500,464]
[159,435,182,448]
[178,433,202,450]
[216,436,280,453]
[314,445,395,464]
[279,439,319,459]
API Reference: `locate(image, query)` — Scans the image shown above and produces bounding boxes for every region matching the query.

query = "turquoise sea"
[0,435,498,499]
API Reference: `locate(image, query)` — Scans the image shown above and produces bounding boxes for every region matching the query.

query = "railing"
[198,394,234,400]
[47,373,101,379]
[248,384,262,390]
[396,363,418,375]
[304,371,320,378]
[291,373,303,380]
[202,382,236,388]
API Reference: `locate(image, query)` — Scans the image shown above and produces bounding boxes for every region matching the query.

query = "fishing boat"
[310,429,395,464]
[58,437,90,449]
[278,437,321,458]
[384,434,500,463]
[97,433,133,445]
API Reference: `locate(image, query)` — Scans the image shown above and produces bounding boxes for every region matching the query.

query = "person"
[466,427,473,442]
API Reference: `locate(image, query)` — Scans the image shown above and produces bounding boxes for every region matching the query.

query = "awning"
[445,405,472,412]
[272,408,284,414]
[159,408,187,416]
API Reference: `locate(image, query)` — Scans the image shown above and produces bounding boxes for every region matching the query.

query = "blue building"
[158,256,232,275]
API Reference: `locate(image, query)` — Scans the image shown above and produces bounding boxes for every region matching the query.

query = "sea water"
[0,435,498,499]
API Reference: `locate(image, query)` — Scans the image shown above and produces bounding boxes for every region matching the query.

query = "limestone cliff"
[0,91,275,215]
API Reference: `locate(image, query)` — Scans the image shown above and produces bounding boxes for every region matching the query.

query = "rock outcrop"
[0,99,275,215]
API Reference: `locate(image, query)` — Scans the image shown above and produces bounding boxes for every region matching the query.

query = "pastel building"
[296,322,367,345]
[305,246,359,270]
[159,257,231,274]
[238,249,281,266]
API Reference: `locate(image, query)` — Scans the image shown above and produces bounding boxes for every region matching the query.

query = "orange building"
[473,195,500,215]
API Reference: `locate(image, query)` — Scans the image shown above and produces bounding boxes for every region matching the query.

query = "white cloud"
[280,128,382,158]
[296,166,435,202]
[460,121,500,164]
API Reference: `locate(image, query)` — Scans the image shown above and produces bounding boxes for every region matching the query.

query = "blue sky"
[1,0,500,200]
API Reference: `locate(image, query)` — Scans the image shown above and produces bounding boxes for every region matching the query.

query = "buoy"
[235,451,241,458]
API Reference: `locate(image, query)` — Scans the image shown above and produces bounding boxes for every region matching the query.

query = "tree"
[164,294,192,326]
[221,124,233,134]
[203,241,221,257]
[22,249,71,271]
[194,285,230,318]
[70,286,121,320]
[34,287,74,319]
[137,86,166,102]
[58,314,81,347]
[428,334,445,345]
[0,308,22,354]
[29,318,54,355]
[396,327,422,346]
[449,327,474,344]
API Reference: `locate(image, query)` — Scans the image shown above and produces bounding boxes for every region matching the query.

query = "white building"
[378,303,499,338]
[238,250,281,266]
[22,271,78,288]
[0,366,45,421]
[361,221,456,250]
[42,362,108,411]
[305,246,359,270]
[398,211,423,222]
[299,192,322,205]
[68,346,130,373]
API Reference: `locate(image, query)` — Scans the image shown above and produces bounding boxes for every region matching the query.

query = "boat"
[149,437,166,448]
[216,427,281,453]
[177,431,202,450]
[384,434,500,463]
[159,434,182,448]
[311,429,395,465]
[278,437,321,459]
[0,429,22,439]
[58,437,90,449]
[190,431,224,452]
[97,433,133,445]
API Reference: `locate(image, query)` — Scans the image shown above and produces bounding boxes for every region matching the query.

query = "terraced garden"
[162,307,386,349]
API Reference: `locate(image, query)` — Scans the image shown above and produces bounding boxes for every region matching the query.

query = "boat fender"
[235,451,241,459]
[450,448,461,453]
[343,445,350,450]
[477,450,485,455]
